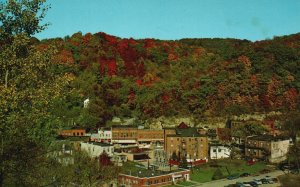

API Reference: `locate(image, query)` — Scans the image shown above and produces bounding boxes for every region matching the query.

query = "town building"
[112,126,138,144]
[137,129,164,146]
[209,144,231,159]
[112,153,128,166]
[59,128,86,137]
[98,127,112,143]
[111,126,164,146]
[164,122,208,162]
[152,148,168,167]
[245,135,291,163]
[80,141,114,157]
[118,169,190,187]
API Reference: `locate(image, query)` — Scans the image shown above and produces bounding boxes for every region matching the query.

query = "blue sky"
[34,0,300,41]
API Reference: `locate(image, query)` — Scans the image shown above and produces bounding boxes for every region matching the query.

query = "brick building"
[245,135,290,163]
[137,129,164,144]
[112,126,138,144]
[164,122,208,161]
[118,169,190,187]
[111,126,164,145]
[59,129,86,137]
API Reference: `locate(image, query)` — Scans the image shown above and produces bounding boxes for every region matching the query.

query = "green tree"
[0,34,68,186]
[212,168,225,180]
[284,112,300,172]
[0,0,71,186]
[0,0,49,41]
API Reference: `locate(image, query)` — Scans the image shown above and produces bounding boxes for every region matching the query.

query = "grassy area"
[278,174,300,187]
[177,181,195,186]
[190,159,269,183]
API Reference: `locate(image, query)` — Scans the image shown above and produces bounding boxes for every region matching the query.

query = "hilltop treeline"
[38,32,300,128]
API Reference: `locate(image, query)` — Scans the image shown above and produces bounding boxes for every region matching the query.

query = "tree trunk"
[4,70,8,88]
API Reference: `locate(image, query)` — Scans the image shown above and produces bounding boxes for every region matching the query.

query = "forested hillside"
[38,32,300,128]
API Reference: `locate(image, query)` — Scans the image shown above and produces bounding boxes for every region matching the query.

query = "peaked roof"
[177,122,189,129]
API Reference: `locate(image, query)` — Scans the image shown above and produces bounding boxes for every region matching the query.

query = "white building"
[210,144,231,159]
[98,128,112,143]
[83,98,90,108]
[81,142,114,157]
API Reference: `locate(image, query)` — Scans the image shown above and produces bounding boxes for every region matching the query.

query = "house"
[80,141,114,157]
[245,135,291,163]
[83,98,89,108]
[209,144,231,159]
[118,169,190,187]
[164,122,208,162]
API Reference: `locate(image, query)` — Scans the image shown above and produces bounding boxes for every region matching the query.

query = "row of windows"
[146,177,172,185]
[99,134,111,137]
[62,132,84,136]
[170,138,204,141]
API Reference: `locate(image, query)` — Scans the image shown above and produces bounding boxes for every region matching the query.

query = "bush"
[212,168,225,180]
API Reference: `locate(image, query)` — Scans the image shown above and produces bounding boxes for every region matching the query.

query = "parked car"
[240,172,250,177]
[242,182,251,187]
[260,178,269,184]
[266,178,274,184]
[227,173,240,180]
[248,181,258,187]
[234,182,245,187]
[253,179,262,185]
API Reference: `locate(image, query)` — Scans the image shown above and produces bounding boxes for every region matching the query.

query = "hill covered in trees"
[37,32,300,128]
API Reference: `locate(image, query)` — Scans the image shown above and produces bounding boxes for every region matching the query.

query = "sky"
[33,0,300,41]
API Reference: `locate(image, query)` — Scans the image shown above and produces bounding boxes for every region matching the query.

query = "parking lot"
[195,170,283,187]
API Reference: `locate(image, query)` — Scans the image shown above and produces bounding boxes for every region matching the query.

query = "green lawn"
[177,181,196,186]
[190,159,269,183]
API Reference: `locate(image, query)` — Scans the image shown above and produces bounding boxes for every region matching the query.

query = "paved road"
[190,170,284,187]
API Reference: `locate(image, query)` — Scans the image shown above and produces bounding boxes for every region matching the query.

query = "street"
[188,170,284,187]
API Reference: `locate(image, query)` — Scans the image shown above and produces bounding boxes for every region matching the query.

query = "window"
[218,149,221,152]
[189,138,191,141]
[77,132,79,136]
[213,149,217,152]
[81,132,83,136]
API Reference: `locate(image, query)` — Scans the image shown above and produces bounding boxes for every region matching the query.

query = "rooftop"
[81,141,113,147]
[120,162,188,178]
[247,135,290,141]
